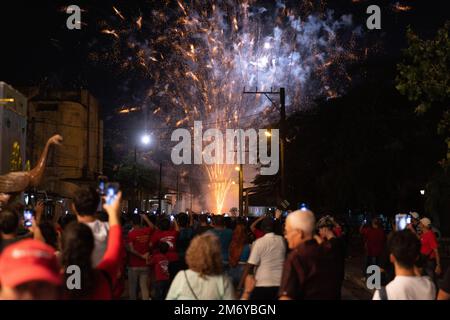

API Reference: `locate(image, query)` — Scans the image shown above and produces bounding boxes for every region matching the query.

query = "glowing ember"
[392,2,412,12]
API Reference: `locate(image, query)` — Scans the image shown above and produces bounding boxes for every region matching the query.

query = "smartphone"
[98,177,108,196]
[170,215,175,222]
[105,183,119,205]
[207,216,212,224]
[133,208,139,215]
[23,209,33,227]
[395,214,410,231]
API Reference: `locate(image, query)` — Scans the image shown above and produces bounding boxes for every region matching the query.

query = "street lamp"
[141,133,151,145]
[134,132,151,211]
[420,189,425,196]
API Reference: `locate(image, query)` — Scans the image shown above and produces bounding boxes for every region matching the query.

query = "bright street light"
[141,134,151,145]
[235,166,240,171]
[420,189,425,195]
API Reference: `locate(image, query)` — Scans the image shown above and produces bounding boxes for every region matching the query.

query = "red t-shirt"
[127,227,153,267]
[420,230,438,259]
[150,230,179,262]
[253,228,264,239]
[361,227,385,257]
[149,253,170,281]
[92,224,123,300]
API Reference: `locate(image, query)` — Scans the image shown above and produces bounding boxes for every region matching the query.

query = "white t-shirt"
[247,232,286,287]
[373,275,436,300]
[166,270,235,300]
[84,220,109,267]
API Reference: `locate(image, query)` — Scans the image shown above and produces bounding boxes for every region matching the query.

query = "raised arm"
[250,216,264,233]
[141,214,155,229]
[97,192,123,279]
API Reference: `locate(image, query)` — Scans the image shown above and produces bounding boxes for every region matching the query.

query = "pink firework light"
[95,0,365,213]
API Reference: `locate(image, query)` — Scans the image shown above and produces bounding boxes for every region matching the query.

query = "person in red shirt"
[360,217,386,277]
[61,191,123,300]
[148,241,170,300]
[150,217,179,279]
[419,217,441,283]
[126,213,154,300]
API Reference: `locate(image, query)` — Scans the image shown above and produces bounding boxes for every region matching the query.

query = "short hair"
[260,217,274,233]
[131,214,141,226]
[177,213,189,227]
[158,217,170,231]
[317,215,335,230]
[186,233,222,277]
[388,230,421,269]
[213,214,224,227]
[286,209,316,236]
[199,214,208,224]
[0,208,19,234]
[73,187,99,216]
[158,241,169,254]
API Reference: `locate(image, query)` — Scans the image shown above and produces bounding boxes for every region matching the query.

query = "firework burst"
[92,0,364,213]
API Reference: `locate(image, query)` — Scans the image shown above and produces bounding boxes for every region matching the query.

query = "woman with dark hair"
[176,212,194,270]
[228,220,250,295]
[61,192,123,300]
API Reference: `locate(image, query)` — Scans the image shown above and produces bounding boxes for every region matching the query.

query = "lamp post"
[133,133,151,211]
[235,165,243,216]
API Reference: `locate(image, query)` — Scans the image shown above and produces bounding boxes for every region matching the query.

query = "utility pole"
[243,87,287,203]
[158,162,163,214]
[176,170,179,213]
[133,145,138,211]
[239,163,243,216]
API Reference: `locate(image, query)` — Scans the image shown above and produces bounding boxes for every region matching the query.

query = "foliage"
[396,22,450,168]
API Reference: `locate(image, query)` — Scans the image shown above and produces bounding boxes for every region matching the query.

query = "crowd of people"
[0,187,449,300]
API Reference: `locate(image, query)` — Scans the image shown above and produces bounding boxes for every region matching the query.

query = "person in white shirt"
[71,187,109,267]
[241,217,286,300]
[373,230,436,300]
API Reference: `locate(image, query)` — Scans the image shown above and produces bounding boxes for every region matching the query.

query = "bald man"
[279,209,341,300]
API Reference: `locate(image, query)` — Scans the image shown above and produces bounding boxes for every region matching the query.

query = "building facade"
[0,82,27,175]
[24,88,103,197]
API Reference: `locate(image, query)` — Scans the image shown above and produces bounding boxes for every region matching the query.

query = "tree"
[396,22,450,168]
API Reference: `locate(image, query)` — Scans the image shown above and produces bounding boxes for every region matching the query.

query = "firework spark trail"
[94,0,364,213]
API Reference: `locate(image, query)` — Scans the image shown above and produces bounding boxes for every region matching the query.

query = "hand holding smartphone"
[395,213,410,231]
[23,209,33,228]
[105,183,120,205]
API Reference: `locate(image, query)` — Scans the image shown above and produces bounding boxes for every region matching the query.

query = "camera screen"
[24,210,33,227]
[395,214,409,231]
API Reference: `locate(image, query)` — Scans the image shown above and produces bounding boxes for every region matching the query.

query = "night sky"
[0,0,448,119]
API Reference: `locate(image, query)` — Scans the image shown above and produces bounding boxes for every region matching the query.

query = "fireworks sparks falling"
[392,2,413,12]
[93,0,364,213]
[101,29,119,39]
[112,6,125,20]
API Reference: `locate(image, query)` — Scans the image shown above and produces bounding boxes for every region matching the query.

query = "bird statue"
[0,134,63,194]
